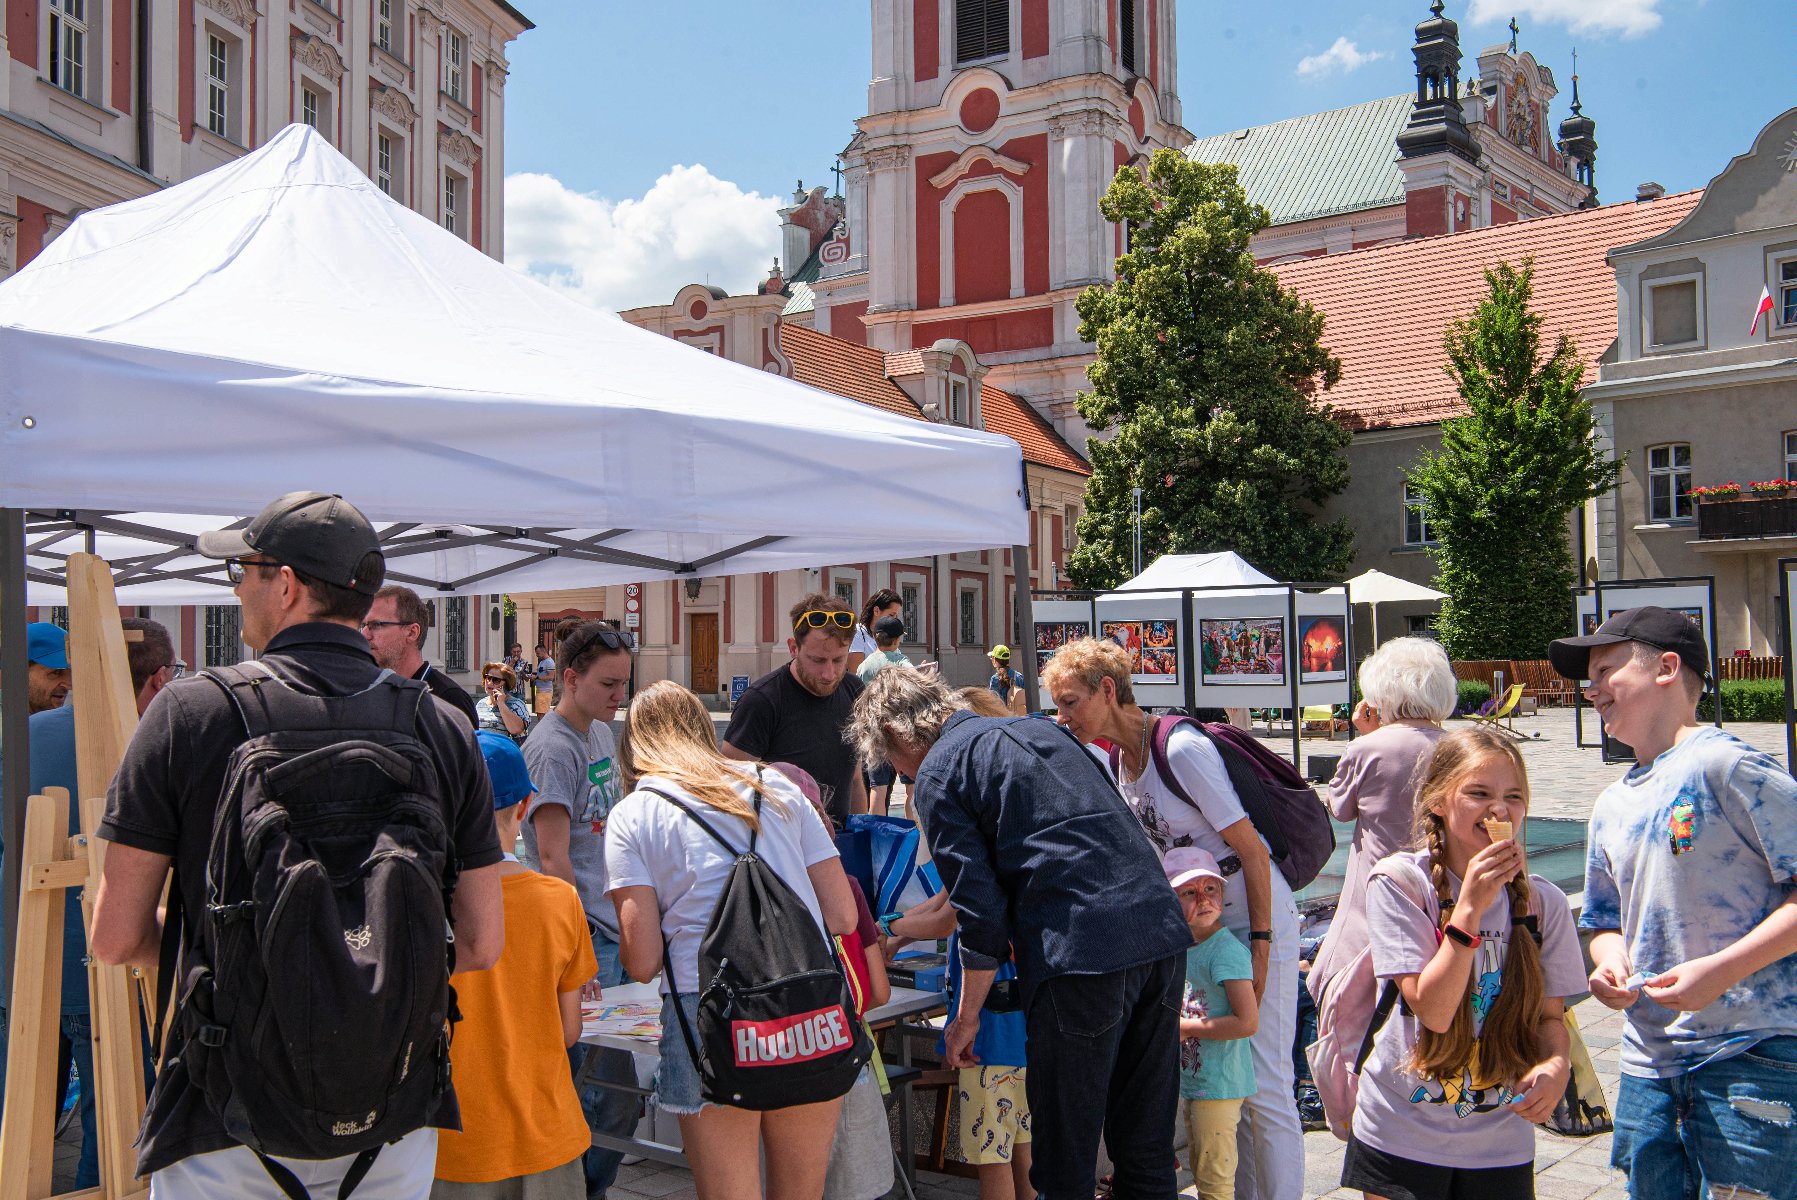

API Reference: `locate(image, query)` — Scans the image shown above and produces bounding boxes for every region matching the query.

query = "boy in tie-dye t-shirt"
[1552,607,1797,1200]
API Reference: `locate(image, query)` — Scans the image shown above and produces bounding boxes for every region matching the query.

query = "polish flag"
[1750,286,1775,335]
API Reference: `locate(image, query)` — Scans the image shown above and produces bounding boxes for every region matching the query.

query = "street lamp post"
[1131,486,1143,579]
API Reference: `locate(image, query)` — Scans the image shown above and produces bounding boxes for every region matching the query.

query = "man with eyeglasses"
[722,592,868,828]
[0,618,176,1192]
[361,584,480,730]
[89,491,504,1200]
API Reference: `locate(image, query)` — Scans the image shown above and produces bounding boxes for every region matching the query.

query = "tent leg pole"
[1012,545,1039,713]
[1,508,31,1005]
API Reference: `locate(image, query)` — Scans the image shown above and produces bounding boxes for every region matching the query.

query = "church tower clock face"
[1780,132,1797,172]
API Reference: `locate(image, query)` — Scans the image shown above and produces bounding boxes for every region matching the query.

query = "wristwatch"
[1443,923,1482,949]
[1249,931,1272,942]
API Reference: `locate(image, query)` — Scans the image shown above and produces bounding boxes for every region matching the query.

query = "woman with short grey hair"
[1306,636,1455,999]
[845,665,967,773]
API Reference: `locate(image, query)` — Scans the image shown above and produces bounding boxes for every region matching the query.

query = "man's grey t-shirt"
[522,710,624,939]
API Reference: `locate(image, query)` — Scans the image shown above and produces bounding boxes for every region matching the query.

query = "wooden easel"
[0,554,155,1200]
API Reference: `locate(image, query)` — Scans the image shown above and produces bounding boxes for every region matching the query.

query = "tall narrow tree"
[1407,260,1623,658]
[1067,150,1353,588]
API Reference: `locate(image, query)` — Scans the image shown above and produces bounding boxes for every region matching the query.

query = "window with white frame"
[1406,615,1439,639]
[48,0,89,98]
[1402,483,1435,546]
[442,170,463,235]
[375,0,396,53]
[375,132,395,197]
[958,587,982,646]
[204,606,243,667]
[1783,430,1797,481]
[1779,259,1797,329]
[833,578,857,609]
[301,86,320,130]
[206,34,230,137]
[444,28,465,102]
[1647,443,1693,522]
[1646,277,1701,350]
[955,0,1007,63]
[948,379,969,425]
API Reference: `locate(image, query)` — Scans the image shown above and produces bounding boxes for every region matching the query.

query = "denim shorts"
[654,993,710,1115]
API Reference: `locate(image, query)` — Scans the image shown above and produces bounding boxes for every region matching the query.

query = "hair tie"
[1516,913,1542,945]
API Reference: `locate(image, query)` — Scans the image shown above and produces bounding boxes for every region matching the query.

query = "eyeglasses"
[483,675,508,685]
[225,557,283,585]
[559,625,633,664]
[169,660,188,679]
[794,610,855,632]
[360,619,415,632]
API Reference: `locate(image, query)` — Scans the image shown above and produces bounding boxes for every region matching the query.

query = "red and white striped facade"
[810,0,1190,449]
[0,0,529,282]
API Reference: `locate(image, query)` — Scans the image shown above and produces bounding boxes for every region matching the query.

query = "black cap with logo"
[196,491,383,595]
[1548,605,1712,684]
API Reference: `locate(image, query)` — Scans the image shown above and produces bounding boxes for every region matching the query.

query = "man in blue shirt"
[0,617,176,1190]
[850,668,1192,1200]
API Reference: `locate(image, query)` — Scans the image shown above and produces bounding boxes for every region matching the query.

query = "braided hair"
[1406,728,1546,1087]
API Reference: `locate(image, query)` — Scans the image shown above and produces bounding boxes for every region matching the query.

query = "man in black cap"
[89,491,505,1199]
[1550,606,1797,1200]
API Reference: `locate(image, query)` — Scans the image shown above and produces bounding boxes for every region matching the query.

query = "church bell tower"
[808,0,1190,445]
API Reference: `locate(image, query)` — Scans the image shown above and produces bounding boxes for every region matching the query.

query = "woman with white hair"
[1305,636,1456,999]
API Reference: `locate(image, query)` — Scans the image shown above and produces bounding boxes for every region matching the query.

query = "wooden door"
[689,613,719,695]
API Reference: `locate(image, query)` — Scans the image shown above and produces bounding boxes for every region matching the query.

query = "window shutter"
[1120,0,1137,73]
[956,0,1009,63]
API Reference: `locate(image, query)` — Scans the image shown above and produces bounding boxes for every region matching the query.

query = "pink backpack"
[1304,858,1430,1141]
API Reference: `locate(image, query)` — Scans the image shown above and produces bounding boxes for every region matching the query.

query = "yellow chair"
[1300,704,1347,740]
[1469,683,1528,737]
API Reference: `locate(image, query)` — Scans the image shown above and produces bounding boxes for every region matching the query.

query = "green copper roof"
[1184,94,1413,226]
[783,280,815,316]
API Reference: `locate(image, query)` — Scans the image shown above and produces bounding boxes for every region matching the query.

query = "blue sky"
[500,0,1793,313]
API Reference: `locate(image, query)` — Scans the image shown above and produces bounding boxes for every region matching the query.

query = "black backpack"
[175,663,460,1197]
[648,784,870,1110]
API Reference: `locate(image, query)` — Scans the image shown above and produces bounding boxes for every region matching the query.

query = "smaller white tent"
[1119,552,1277,592]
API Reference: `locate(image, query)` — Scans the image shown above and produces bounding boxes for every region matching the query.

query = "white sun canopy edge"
[0,125,1028,604]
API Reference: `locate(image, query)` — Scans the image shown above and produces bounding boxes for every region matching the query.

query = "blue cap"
[476,730,536,811]
[27,623,68,670]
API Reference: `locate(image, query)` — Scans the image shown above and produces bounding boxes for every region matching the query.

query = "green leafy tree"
[1066,149,1354,589]
[1407,260,1623,658]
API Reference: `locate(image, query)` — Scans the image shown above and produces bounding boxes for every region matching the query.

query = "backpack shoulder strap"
[1352,857,1434,1072]
[1149,715,1294,862]
[202,662,420,739]
[644,786,746,859]
[1147,715,1202,809]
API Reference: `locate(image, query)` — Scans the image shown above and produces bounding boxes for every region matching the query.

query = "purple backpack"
[1141,715,1336,890]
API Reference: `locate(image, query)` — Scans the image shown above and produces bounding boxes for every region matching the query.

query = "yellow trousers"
[1183,1096,1244,1200]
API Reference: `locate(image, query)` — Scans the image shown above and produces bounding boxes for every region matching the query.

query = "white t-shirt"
[850,623,878,657]
[1117,723,1298,955]
[604,767,840,994]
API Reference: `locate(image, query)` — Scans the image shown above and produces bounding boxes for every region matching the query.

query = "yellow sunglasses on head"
[794,610,855,632]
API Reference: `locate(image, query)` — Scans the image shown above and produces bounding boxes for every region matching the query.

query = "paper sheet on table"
[579,1001,664,1045]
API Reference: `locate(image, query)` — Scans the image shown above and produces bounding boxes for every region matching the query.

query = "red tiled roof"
[779,323,922,420]
[1273,190,1703,430]
[776,323,1091,475]
[978,384,1091,475]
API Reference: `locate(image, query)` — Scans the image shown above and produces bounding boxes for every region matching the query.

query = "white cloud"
[1296,37,1386,79]
[504,165,782,314]
[1467,0,1662,38]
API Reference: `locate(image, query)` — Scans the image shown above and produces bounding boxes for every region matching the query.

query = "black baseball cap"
[1548,605,1711,684]
[197,491,383,595]
[873,615,906,638]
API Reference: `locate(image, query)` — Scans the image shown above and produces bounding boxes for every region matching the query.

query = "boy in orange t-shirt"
[434,731,599,1199]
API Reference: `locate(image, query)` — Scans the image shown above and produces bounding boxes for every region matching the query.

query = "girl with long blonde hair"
[603,681,859,1200]
[1341,728,1589,1200]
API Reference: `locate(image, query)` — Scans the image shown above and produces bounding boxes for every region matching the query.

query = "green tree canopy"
[1066,149,1354,589]
[1407,260,1623,658]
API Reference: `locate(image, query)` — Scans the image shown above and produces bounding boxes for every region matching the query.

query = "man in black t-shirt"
[362,584,480,728]
[88,491,504,1196]
[722,591,867,828]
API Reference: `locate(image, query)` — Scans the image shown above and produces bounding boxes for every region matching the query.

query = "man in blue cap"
[25,621,71,713]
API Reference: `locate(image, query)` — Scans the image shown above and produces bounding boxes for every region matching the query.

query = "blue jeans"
[1611,1036,1797,1200]
[572,932,641,1198]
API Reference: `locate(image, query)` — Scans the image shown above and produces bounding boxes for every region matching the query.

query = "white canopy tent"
[0,125,1028,604]
[1344,568,1446,647]
[1119,551,1278,592]
[0,126,1033,982]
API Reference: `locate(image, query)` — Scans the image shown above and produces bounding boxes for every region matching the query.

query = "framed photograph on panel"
[1297,614,1347,683]
[1198,616,1286,686]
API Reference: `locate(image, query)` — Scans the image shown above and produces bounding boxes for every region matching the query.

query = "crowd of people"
[0,487,1790,1200]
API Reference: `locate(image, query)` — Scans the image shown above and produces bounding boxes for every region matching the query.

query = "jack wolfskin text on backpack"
[176,664,459,1162]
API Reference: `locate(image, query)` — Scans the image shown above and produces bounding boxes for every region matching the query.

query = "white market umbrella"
[1344,568,1446,647]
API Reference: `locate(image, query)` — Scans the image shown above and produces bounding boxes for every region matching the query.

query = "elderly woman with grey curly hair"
[848,666,1193,1200]
[1305,636,1457,1000]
